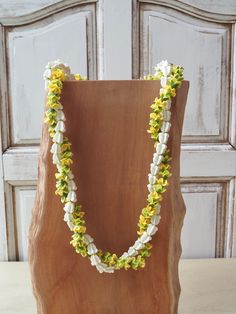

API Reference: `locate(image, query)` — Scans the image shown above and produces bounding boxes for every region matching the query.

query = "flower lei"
[43,59,184,273]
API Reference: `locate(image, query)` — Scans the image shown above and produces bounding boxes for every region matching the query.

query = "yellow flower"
[170,88,176,97]
[147,126,156,134]
[61,158,73,166]
[139,215,147,224]
[154,98,163,106]
[55,172,63,180]
[124,260,131,270]
[48,82,62,95]
[150,112,157,120]
[108,254,118,266]
[74,74,87,80]
[156,178,168,186]
[97,249,103,257]
[73,226,86,234]
[55,189,63,196]
[149,191,158,199]
[44,116,50,123]
[51,69,65,81]
[61,143,71,151]
[145,243,152,250]
[47,102,61,109]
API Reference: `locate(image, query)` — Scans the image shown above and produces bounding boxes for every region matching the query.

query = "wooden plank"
[28,79,189,313]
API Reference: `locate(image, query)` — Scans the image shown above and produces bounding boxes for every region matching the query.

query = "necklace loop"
[44,59,184,273]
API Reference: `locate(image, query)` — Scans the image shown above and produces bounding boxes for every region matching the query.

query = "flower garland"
[43,59,184,273]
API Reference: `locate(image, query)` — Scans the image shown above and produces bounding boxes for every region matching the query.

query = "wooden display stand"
[28,79,189,314]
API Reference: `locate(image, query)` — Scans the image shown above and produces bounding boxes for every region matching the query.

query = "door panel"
[0,1,97,260]
[7,9,95,145]
[139,8,230,143]
[133,0,236,258]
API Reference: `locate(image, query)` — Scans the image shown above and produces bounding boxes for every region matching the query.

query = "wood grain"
[28,79,189,314]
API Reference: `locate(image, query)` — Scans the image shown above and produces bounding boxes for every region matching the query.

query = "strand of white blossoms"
[44,59,173,273]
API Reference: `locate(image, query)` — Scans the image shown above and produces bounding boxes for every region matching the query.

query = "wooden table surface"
[0,259,235,314]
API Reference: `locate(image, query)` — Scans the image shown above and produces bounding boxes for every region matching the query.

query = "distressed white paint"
[0,1,97,260]
[0,25,8,260]
[98,0,132,79]
[180,182,229,258]
[140,6,230,143]
[7,11,89,145]
[135,0,236,259]
[181,191,217,258]
[180,148,236,177]
[14,187,36,261]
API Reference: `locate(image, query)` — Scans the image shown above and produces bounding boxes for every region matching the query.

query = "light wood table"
[0,259,235,314]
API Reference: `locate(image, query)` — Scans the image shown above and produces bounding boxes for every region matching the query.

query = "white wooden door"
[0,0,235,261]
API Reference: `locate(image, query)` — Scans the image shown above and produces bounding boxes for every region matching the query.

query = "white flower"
[104,266,115,273]
[64,202,74,213]
[133,239,144,250]
[63,211,75,230]
[147,224,158,236]
[68,171,74,180]
[156,143,167,155]
[43,68,52,80]
[95,264,105,273]
[166,100,171,110]
[56,110,66,121]
[154,203,161,214]
[127,246,138,257]
[162,65,171,76]
[87,243,98,255]
[140,232,152,244]
[150,163,159,176]
[90,254,101,266]
[163,110,171,122]
[46,59,63,69]
[44,80,50,90]
[55,121,66,133]
[161,121,171,133]
[45,59,73,80]
[83,234,94,245]
[50,142,61,154]
[67,220,75,231]
[148,174,156,185]
[120,252,129,259]
[151,214,161,225]
[64,212,72,222]
[68,180,77,191]
[161,76,167,87]
[158,132,169,144]
[96,263,114,274]
[147,184,155,193]
[52,153,60,165]
[53,131,63,144]
[154,60,171,77]
[67,191,77,202]
[153,153,163,165]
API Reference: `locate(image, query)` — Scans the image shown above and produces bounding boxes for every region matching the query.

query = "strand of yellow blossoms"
[43,59,184,273]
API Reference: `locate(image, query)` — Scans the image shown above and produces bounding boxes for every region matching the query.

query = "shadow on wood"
[28,79,189,314]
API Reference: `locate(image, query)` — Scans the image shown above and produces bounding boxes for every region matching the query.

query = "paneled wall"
[133,0,236,258]
[0,0,235,261]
